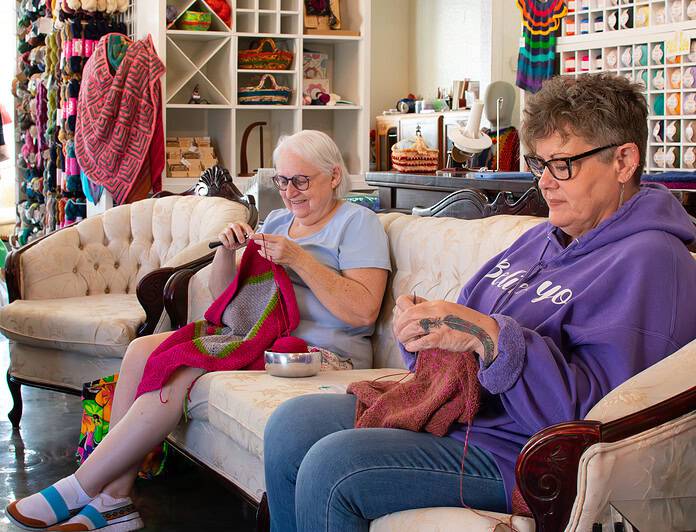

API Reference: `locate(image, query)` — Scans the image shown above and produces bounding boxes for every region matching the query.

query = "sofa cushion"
[205,369,405,459]
[370,507,534,532]
[0,294,145,357]
[372,214,545,368]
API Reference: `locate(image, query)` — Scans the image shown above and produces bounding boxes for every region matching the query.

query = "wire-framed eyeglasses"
[524,144,619,181]
[271,173,312,191]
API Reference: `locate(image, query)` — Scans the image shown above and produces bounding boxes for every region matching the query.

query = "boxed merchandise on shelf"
[166,136,220,177]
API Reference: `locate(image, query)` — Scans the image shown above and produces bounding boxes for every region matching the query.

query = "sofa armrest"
[163,258,216,330]
[5,225,75,303]
[136,252,215,336]
[516,385,696,532]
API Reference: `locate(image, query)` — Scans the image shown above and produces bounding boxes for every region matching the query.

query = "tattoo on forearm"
[419,315,496,367]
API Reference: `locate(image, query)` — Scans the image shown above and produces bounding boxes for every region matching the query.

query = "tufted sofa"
[164,213,696,530]
[0,194,254,427]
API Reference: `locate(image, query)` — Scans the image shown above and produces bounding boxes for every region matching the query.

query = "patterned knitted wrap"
[135,240,300,397]
[75,34,165,204]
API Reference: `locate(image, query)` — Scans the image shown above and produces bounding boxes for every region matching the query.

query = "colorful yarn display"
[12,0,129,245]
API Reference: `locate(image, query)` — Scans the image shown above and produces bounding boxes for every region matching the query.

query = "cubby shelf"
[558,6,696,172]
[138,0,371,191]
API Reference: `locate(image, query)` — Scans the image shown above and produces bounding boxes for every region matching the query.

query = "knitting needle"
[208,233,250,249]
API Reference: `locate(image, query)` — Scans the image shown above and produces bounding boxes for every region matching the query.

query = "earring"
[619,182,625,208]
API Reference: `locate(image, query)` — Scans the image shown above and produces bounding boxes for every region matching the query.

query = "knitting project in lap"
[135,240,299,398]
[348,348,531,516]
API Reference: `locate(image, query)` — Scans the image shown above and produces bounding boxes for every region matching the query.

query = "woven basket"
[238,74,292,105]
[391,131,439,173]
[177,11,212,31]
[238,38,294,70]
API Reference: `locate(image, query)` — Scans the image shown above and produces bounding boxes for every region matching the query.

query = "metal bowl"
[264,350,321,378]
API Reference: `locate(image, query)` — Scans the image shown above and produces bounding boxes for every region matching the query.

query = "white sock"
[63,493,138,529]
[15,474,93,524]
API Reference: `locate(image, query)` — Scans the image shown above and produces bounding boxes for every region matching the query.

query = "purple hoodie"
[401,184,696,510]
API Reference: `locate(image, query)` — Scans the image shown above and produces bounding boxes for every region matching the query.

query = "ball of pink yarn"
[270,336,309,353]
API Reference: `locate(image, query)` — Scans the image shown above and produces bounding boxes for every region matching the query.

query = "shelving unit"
[136,0,370,193]
[557,0,696,172]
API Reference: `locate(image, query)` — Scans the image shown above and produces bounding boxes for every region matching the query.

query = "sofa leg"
[7,370,22,429]
[256,492,270,532]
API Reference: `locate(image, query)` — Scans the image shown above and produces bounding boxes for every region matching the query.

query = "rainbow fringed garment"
[516,0,567,93]
[135,240,300,398]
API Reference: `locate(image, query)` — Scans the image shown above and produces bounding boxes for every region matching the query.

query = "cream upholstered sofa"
[1,193,254,428]
[162,213,695,531]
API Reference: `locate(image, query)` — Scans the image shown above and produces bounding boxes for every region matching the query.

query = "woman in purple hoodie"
[263,74,696,532]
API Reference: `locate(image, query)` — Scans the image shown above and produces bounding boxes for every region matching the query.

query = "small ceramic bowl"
[264,351,321,378]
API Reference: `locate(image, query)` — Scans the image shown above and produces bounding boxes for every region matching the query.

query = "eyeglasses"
[524,144,619,181]
[271,173,312,191]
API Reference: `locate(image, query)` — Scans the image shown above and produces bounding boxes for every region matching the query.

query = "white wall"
[370,0,522,128]
[369,0,411,129]
[410,0,491,101]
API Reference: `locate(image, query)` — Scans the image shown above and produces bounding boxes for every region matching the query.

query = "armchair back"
[18,196,248,301]
[371,213,545,368]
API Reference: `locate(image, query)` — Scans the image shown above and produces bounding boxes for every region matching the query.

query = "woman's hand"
[392,295,500,365]
[218,222,255,252]
[251,233,306,267]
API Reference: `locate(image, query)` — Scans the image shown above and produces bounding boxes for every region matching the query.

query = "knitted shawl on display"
[75,33,165,205]
[135,240,300,398]
[516,0,567,93]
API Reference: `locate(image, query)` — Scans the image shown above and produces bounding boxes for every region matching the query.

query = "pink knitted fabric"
[347,348,481,437]
[135,240,300,397]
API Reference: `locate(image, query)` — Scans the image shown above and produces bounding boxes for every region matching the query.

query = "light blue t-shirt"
[261,201,391,369]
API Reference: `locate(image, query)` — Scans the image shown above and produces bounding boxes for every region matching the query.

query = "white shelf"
[302,105,362,110]
[238,104,299,109]
[138,0,370,191]
[237,32,300,38]
[303,34,362,42]
[166,30,232,38]
[166,104,233,109]
[237,69,296,74]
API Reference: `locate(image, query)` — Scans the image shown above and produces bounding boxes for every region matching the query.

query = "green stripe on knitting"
[211,338,243,358]
[244,271,275,286]
[245,291,279,340]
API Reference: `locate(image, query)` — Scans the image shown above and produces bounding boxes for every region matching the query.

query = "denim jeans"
[264,394,506,532]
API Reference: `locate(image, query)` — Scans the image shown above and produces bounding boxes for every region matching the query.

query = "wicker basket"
[238,74,292,105]
[391,130,439,173]
[177,11,212,31]
[238,38,294,70]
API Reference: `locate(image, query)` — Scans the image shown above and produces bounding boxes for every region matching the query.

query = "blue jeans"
[264,394,506,532]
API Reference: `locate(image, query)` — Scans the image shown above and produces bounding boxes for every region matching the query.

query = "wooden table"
[374,111,471,171]
[365,171,539,212]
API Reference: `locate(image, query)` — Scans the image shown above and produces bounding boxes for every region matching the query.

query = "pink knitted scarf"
[135,240,299,397]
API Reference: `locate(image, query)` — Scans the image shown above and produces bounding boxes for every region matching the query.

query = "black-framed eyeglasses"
[524,144,619,181]
[271,173,311,191]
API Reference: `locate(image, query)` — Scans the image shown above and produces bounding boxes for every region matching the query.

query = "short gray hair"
[521,74,648,184]
[272,130,352,198]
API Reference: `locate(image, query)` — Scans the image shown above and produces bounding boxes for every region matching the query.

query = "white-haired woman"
[7,130,390,532]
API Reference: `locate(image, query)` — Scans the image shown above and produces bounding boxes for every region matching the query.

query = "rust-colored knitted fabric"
[348,348,533,517]
[347,349,480,436]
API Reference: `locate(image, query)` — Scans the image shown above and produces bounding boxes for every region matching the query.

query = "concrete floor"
[0,337,256,532]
